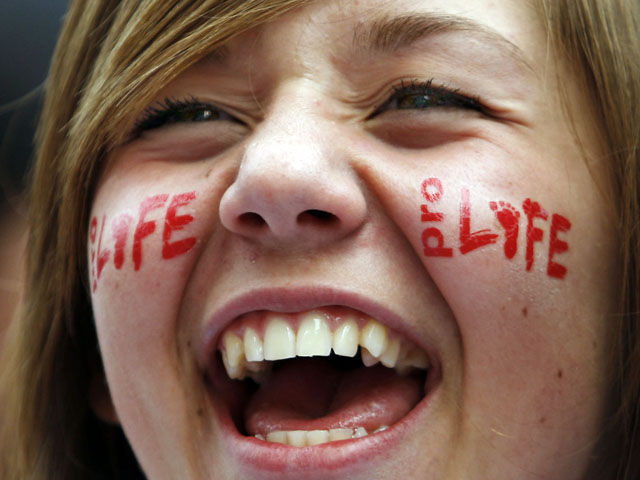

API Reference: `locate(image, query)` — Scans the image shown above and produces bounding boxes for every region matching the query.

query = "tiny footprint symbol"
[489,201,520,259]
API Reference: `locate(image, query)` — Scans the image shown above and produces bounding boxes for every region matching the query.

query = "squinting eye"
[373,79,486,116]
[177,107,215,122]
[134,96,239,134]
[395,90,452,109]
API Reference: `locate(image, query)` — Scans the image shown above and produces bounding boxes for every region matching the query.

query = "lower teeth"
[254,425,388,447]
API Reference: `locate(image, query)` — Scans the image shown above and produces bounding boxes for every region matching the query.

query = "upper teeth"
[218,311,429,381]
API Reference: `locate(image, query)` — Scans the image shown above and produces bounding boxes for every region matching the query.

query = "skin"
[89,0,619,478]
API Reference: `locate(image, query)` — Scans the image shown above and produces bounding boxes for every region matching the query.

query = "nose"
[219,121,367,249]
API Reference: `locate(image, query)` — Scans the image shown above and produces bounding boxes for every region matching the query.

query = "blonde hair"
[0,1,307,478]
[0,0,638,478]
[539,1,640,478]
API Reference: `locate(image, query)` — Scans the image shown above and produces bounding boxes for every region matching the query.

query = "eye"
[134,96,240,134]
[372,79,487,117]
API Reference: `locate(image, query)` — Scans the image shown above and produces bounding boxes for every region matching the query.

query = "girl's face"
[88,0,618,478]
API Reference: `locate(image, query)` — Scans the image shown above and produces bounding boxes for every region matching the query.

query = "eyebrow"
[352,12,535,73]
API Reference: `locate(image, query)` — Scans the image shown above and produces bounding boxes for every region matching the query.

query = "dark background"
[0,0,69,342]
[1,0,69,207]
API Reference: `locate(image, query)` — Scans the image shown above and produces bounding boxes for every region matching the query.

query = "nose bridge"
[245,115,326,186]
[218,99,367,248]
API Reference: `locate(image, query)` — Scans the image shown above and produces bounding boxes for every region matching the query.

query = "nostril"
[238,212,267,228]
[297,209,338,226]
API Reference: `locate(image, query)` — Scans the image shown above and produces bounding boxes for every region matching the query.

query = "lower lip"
[209,367,441,478]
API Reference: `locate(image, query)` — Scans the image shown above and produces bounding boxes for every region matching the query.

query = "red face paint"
[112,213,133,270]
[96,215,111,280]
[418,180,571,279]
[489,201,520,259]
[421,178,445,221]
[422,227,454,257]
[420,177,453,257]
[89,217,98,245]
[522,198,548,271]
[133,194,169,271]
[90,192,199,291]
[163,191,197,259]
[90,216,98,291]
[422,178,443,202]
[547,214,571,279]
[459,188,498,254]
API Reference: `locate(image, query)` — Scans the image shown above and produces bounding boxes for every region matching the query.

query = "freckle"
[557,369,563,379]
[522,306,528,317]
[187,340,192,347]
[539,417,546,424]
[197,408,204,417]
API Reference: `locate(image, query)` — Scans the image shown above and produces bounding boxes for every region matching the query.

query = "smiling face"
[88,0,619,478]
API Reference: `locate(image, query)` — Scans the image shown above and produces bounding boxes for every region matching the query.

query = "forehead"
[200,0,543,79]
[172,0,548,120]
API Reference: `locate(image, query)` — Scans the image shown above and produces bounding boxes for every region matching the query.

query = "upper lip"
[197,285,440,373]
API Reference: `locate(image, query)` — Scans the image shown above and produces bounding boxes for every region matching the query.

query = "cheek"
[86,150,235,368]
[86,182,224,449]
[88,190,199,291]
[88,189,205,360]
[411,173,612,440]
[418,176,571,279]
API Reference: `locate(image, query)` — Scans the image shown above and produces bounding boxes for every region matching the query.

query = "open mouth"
[206,306,433,448]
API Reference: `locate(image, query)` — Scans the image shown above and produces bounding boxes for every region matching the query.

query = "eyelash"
[134,96,236,134]
[133,79,486,134]
[372,78,486,116]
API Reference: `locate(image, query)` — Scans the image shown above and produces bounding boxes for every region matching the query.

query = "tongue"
[244,357,424,436]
